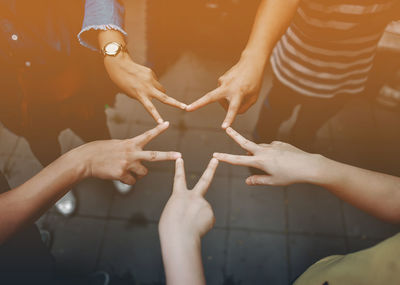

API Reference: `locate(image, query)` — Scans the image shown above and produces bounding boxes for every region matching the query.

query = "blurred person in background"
[0,0,143,216]
[0,123,180,285]
[187,0,400,151]
[78,0,187,129]
[157,128,400,285]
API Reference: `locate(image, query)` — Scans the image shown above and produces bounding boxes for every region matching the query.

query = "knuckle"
[150,151,158,161]
[115,168,125,178]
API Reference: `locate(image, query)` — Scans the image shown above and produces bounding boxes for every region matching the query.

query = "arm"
[159,158,219,285]
[312,157,400,223]
[78,0,186,123]
[187,0,301,128]
[213,128,400,223]
[0,122,181,244]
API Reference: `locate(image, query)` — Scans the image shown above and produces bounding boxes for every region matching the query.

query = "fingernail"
[221,122,228,129]
[181,103,187,109]
[163,121,169,126]
[213,152,220,158]
[246,178,252,185]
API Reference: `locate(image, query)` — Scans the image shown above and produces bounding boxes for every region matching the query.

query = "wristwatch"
[102,42,127,57]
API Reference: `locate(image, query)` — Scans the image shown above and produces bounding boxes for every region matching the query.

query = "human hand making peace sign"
[213,127,322,186]
[78,122,181,185]
[186,55,265,129]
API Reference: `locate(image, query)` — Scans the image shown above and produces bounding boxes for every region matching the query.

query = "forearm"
[311,156,400,223]
[0,151,86,243]
[160,234,206,285]
[241,0,300,65]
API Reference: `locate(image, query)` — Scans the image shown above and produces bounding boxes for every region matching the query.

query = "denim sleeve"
[78,0,127,51]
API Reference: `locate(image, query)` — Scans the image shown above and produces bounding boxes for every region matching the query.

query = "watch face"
[104,43,121,56]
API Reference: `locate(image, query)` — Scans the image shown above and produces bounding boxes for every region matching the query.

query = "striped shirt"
[271,0,399,98]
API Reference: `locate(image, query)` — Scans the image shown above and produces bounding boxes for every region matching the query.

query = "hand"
[159,158,219,240]
[213,128,322,186]
[104,52,187,123]
[186,55,265,129]
[74,122,181,185]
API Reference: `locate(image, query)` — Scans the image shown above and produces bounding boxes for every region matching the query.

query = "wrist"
[57,149,88,183]
[62,145,93,181]
[304,154,330,185]
[240,47,269,68]
[160,228,202,258]
[98,29,125,50]
[159,224,201,247]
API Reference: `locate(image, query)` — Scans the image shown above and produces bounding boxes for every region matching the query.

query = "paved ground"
[1,1,400,284]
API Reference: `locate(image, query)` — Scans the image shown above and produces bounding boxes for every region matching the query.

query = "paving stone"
[98,221,164,284]
[287,184,344,235]
[182,89,226,130]
[159,52,226,101]
[186,174,230,227]
[343,202,400,239]
[226,230,288,285]
[152,99,186,127]
[179,129,232,175]
[289,234,347,282]
[202,228,227,285]
[107,120,134,140]
[129,124,182,172]
[47,215,106,273]
[75,178,114,218]
[109,170,173,221]
[230,177,286,232]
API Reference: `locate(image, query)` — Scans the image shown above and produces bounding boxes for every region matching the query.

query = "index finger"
[140,97,164,124]
[221,97,241,129]
[173,158,187,192]
[137,150,181,162]
[134,121,170,147]
[213,152,259,168]
[153,90,187,110]
[226,127,259,153]
[193,158,219,196]
[186,88,223,112]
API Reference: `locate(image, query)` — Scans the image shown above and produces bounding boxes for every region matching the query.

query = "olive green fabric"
[294,233,400,285]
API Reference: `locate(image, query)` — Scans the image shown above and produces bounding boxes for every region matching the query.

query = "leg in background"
[290,94,349,151]
[254,80,303,144]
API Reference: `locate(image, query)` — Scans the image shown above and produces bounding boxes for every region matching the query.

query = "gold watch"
[102,42,126,57]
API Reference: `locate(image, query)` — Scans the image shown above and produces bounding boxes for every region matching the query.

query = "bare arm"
[0,122,181,244]
[313,157,400,223]
[214,128,400,223]
[187,0,301,128]
[98,30,186,123]
[159,158,219,285]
